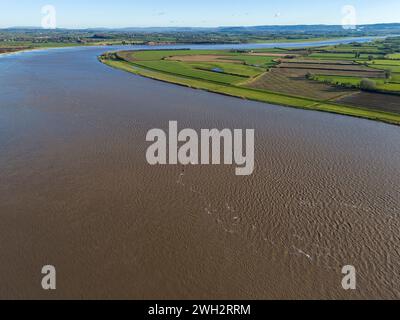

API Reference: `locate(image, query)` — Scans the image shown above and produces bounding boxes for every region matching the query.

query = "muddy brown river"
[0,41,399,299]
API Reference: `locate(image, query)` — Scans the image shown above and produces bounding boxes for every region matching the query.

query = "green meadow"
[387,53,400,59]
[132,60,247,84]
[312,75,400,92]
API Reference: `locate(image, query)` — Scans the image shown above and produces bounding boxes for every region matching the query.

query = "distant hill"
[3,23,400,34]
[217,23,400,33]
[90,23,400,34]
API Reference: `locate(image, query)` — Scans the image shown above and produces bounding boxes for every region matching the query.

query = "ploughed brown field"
[246,68,356,100]
[335,91,400,114]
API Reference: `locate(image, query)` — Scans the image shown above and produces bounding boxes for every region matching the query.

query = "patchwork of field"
[101,40,400,125]
[166,54,276,68]
[116,50,276,85]
[246,58,386,99]
[308,58,400,93]
[117,50,277,67]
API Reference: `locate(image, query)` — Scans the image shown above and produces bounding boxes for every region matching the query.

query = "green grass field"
[312,74,400,92]
[132,60,247,84]
[365,61,400,73]
[387,53,400,59]
[366,59,400,65]
[309,53,384,60]
[390,73,400,82]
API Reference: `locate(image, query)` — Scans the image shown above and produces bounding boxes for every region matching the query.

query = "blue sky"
[1,0,399,28]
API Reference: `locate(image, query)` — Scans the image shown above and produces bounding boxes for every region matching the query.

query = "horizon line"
[2,21,400,30]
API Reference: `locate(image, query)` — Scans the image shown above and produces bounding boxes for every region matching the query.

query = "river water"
[0,39,399,299]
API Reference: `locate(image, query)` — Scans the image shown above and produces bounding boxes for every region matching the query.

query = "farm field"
[311,75,400,92]
[308,53,385,60]
[131,60,248,84]
[390,73,400,82]
[317,44,384,53]
[278,61,384,73]
[368,64,400,73]
[101,38,400,125]
[365,59,400,65]
[387,53,400,59]
[184,62,264,77]
[245,68,354,100]
[336,92,400,114]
